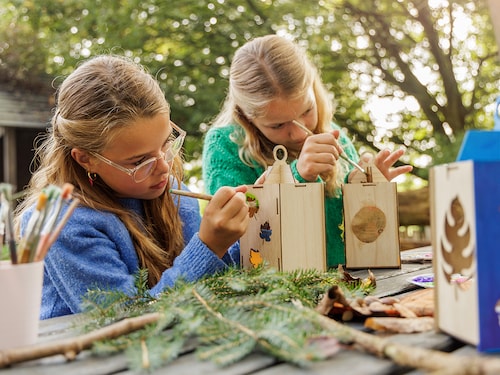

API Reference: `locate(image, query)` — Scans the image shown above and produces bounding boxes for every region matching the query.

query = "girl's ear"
[71,148,93,171]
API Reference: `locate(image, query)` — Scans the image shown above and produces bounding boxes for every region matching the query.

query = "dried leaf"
[315,285,349,315]
[337,265,376,288]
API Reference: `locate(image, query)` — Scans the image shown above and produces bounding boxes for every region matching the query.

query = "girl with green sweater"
[202,35,412,268]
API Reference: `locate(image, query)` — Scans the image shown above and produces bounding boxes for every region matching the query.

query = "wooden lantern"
[342,163,401,268]
[240,145,326,271]
[431,160,500,352]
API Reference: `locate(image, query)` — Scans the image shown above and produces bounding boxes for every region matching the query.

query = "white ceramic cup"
[0,260,44,350]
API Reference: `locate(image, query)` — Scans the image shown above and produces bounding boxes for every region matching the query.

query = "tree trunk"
[398,186,430,226]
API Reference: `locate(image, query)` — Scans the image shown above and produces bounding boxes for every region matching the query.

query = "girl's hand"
[296,130,343,181]
[199,185,249,258]
[356,149,413,181]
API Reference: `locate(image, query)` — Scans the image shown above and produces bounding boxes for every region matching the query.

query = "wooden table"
[1,247,499,374]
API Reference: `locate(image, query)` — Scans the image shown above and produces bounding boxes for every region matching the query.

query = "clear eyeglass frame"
[91,122,186,183]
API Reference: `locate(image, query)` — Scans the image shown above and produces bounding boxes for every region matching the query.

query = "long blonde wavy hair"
[211,34,343,195]
[15,55,185,287]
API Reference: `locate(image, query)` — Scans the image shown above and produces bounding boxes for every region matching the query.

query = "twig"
[0,313,161,368]
[312,312,500,374]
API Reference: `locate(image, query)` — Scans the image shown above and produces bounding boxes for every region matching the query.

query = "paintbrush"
[169,189,213,201]
[19,191,48,263]
[35,183,74,260]
[36,197,80,262]
[292,120,366,174]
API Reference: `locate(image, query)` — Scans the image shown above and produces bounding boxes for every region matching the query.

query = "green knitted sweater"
[202,123,359,268]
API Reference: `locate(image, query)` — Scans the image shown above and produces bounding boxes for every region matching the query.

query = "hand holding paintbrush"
[292,120,366,175]
[292,120,413,182]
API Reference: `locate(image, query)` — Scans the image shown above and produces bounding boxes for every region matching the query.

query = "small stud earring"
[87,171,98,187]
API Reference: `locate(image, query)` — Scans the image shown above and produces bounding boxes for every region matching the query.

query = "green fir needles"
[81,265,374,372]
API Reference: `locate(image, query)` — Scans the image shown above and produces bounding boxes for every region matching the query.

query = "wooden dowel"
[292,120,313,136]
[169,189,212,201]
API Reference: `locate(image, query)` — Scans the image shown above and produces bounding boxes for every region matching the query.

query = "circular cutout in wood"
[351,206,386,243]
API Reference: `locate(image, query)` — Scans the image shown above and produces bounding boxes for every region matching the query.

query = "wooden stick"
[169,189,212,201]
[0,312,161,368]
[292,119,313,136]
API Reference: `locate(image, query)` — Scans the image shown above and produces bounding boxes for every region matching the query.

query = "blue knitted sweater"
[21,183,239,319]
[202,123,358,268]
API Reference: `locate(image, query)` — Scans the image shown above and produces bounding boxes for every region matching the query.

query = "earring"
[87,171,98,187]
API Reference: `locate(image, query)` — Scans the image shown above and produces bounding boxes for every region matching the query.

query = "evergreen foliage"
[81,265,374,371]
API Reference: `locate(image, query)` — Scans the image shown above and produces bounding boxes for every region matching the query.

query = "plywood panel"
[343,182,400,268]
[280,183,326,271]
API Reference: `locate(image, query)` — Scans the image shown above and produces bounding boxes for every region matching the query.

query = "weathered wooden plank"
[141,352,277,375]
[349,262,433,298]
[2,351,128,375]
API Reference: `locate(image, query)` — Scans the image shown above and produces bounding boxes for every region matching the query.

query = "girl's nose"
[288,122,308,142]
[155,152,172,175]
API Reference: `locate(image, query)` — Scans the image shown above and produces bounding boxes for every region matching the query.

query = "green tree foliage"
[320,0,500,179]
[1,0,499,182]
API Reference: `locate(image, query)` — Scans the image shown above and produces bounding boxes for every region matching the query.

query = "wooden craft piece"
[263,145,295,184]
[240,145,326,271]
[342,162,401,269]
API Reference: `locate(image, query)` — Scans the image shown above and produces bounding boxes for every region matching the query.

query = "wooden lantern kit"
[342,164,401,269]
[430,131,500,353]
[240,146,326,271]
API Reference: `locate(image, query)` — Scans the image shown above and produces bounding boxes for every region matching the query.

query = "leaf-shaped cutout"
[351,206,386,243]
[440,196,474,283]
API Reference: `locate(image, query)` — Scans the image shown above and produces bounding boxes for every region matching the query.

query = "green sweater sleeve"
[202,125,265,195]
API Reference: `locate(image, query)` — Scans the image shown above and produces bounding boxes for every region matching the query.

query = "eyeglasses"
[91,122,186,183]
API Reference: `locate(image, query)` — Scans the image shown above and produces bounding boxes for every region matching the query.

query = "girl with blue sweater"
[15,55,250,319]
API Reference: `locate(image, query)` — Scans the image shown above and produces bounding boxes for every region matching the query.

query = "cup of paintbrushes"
[0,260,44,350]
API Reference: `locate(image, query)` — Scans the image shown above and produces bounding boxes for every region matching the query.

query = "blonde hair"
[212,35,342,195]
[15,55,184,286]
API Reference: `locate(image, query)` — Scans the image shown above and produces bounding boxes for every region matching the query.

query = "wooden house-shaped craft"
[342,163,401,269]
[240,145,326,271]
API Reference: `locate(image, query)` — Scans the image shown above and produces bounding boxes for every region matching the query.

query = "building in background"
[0,86,53,193]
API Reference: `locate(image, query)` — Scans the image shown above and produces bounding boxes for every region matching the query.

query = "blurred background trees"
[1,0,499,191]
